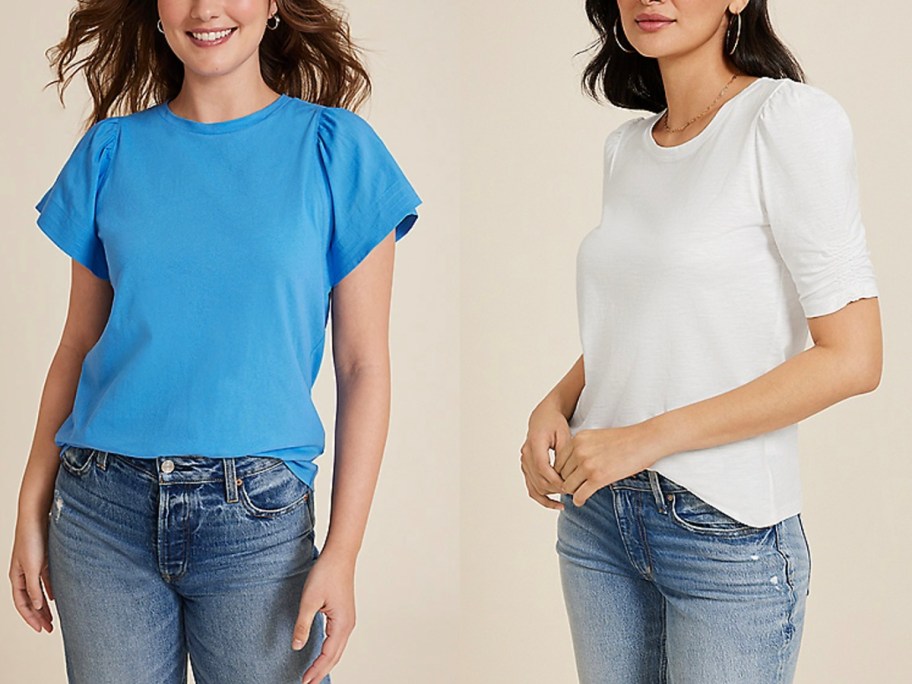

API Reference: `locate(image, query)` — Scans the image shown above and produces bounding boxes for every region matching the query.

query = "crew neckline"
[158,93,291,134]
[642,76,770,158]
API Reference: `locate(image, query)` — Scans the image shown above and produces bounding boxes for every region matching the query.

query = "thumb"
[554,427,571,453]
[26,571,44,611]
[292,601,321,651]
[40,563,55,602]
[553,435,574,474]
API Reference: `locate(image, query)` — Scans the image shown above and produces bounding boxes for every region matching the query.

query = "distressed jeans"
[47,446,329,684]
[556,469,811,683]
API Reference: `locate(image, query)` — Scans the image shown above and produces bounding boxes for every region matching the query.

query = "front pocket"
[237,462,312,519]
[59,446,95,477]
[668,490,770,537]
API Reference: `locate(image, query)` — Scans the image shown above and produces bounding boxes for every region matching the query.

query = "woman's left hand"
[293,551,356,684]
[554,423,667,506]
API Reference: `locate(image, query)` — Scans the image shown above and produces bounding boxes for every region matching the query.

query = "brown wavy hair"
[41,0,371,134]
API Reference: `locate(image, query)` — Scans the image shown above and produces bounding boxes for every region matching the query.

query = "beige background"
[2,1,459,682]
[460,1,910,682]
[3,0,910,682]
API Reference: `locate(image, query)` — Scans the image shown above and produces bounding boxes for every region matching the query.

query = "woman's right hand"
[520,402,571,510]
[8,514,55,634]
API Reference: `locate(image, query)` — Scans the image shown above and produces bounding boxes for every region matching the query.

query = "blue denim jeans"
[47,446,329,684]
[556,469,811,683]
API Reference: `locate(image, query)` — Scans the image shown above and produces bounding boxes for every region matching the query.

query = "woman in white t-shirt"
[519,2,882,682]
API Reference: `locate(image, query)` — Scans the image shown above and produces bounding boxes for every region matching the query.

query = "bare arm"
[534,354,585,420]
[293,231,396,683]
[648,297,882,456]
[18,260,112,522]
[556,297,883,505]
[10,260,111,633]
[321,234,396,562]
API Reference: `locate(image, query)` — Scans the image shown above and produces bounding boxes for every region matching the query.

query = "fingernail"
[291,639,304,650]
[33,600,41,610]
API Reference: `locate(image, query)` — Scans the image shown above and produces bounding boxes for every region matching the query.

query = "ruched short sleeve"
[34,118,120,280]
[756,82,879,318]
[317,107,421,287]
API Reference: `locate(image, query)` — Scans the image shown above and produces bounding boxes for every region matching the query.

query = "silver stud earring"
[157,18,164,34]
[613,18,635,54]
[266,14,280,30]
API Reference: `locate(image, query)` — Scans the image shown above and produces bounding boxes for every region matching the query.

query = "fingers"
[291,602,319,651]
[520,459,565,511]
[554,427,571,452]
[520,443,561,494]
[301,611,354,684]
[25,566,44,612]
[571,481,598,507]
[553,439,573,474]
[561,464,586,497]
[9,562,53,633]
[528,488,565,510]
[521,437,564,493]
[528,440,564,491]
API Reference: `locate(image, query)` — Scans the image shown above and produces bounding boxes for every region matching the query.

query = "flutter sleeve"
[34,118,120,281]
[755,82,879,318]
[316,107,422,287]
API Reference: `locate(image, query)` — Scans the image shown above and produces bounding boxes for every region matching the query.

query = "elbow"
[853,358,882,394]
[857,365,882,394]
[333,357,391,387]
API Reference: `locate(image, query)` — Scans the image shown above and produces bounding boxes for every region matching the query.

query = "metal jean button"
[160,459,175,474]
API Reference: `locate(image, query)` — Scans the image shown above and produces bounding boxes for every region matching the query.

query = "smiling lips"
[186,26,237,47]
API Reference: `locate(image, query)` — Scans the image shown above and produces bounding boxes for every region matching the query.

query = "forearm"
[537,355,585,420]
[645,343,878,460]
[18,344,87,525]
[321,361,391,566]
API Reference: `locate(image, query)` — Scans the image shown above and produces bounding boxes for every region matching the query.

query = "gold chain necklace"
[662,73,739,133]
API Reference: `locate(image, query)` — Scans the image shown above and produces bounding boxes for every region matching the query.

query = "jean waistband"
[610,469,690,510]
[72,447,286,485]
[610,469,688,492]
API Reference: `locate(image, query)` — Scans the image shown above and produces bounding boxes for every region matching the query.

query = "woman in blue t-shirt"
[10,2,420,682]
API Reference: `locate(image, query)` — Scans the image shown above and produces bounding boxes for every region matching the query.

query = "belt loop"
[224,458,239,503]
[647,470,666,513]
[94,449,108,470]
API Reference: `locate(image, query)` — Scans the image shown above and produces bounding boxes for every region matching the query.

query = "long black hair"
[581,0,805,112]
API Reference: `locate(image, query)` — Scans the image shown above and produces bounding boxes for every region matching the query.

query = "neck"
[169,68,278,123]
[655,18,743,125]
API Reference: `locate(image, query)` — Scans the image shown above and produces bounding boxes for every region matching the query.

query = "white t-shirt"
[569,76,879,527]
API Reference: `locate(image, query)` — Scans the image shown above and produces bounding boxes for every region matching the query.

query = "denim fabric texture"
[556,468,811,683]
[47,446,329,684]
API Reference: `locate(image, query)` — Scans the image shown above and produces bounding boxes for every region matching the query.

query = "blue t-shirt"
[34,93,421,487]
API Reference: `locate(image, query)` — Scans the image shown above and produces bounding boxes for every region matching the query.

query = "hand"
[8,515,55,634]
[520,403,571,510]
[554,423,665,507]
[293,550,356,684]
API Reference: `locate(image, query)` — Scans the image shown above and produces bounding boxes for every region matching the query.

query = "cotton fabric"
[570,77,879,526]
[35,93,421,487]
